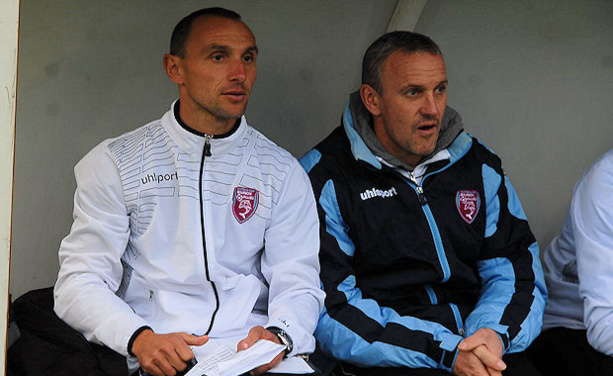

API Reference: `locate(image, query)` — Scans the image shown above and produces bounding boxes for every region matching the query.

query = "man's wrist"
[128,325,153,356]
[266,326,293,356]
[479,326,508,353]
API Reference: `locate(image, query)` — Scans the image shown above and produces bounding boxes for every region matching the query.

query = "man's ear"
[163,54,184,85]
[360,84,382,117]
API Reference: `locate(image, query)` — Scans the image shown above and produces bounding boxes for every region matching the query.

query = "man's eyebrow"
[205,44,230,53]
[399,83,425,93]
[399,80,448,92]
[245,45,258,54]
[203,45,259,55]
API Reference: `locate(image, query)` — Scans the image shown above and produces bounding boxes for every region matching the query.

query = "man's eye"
[243,55,254,63]
[436,86,447,94]
[211,55,224,62]
[407,89,419,96]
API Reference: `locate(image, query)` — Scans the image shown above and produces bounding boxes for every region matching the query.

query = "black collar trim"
[173,100,240,139]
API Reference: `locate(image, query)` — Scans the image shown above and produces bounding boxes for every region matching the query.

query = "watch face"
[278,331,289,345]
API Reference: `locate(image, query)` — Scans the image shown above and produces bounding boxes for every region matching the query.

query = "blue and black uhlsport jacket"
[300,96,547,372]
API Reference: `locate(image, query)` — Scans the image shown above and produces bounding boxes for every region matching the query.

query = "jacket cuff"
[439,333,463,371]
[266,316,304,357]
[496,332,509,353]
[444,347,460,371]
[127,326,152,356]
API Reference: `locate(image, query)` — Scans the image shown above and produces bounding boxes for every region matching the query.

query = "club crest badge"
[232,186,259,224]
[456,190,480,224]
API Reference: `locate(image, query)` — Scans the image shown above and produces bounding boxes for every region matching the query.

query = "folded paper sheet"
[186,339,314,376]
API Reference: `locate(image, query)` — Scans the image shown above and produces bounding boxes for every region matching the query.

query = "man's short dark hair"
[170,7,242,57]
[362,31,442,94]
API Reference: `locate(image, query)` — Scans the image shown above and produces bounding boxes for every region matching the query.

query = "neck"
[174,101,240,137]
[178,101,238,135]
[372,120,421,168]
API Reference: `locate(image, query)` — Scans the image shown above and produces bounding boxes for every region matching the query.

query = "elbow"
[585,312,613,356]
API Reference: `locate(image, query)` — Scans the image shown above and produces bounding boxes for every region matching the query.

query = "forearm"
[266,289,323,355]
[573,156,613,355]
[54,271,148,355]
[264,218,323,355]
[263,162,325,355]
[469,174,546,352]
[465,240,546,353]
[317,298,462,370]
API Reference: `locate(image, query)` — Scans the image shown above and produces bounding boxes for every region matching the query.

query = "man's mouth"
[222,89,248,101]
[417,122,439,132]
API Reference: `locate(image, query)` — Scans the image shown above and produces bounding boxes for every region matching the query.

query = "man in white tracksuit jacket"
[54,8,324,376]
[527,149,613,375]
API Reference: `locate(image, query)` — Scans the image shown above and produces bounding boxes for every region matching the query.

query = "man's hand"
[453,349,490,376]
[236,326,285,376]
[453,328,506,376]
[132,329,208,376]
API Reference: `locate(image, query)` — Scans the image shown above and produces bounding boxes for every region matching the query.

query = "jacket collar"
[162,100,248,156]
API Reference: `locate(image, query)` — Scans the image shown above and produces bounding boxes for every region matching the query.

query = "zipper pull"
[204,135,212,157]
[408,171,418,185]
[416,185,427,205]
[408,172,428,205]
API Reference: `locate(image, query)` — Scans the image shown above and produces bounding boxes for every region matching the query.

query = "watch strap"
[267,326,293,356]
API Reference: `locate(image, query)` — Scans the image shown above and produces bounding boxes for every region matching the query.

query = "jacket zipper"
[406,171,451,283]
[408,171,464,334]
[200,134,220,335]
[409,172,428,205]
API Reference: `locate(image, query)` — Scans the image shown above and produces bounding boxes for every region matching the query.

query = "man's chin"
[417,145,438,159]
[216,108,247,121]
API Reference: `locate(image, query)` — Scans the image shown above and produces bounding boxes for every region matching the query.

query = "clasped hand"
[453,328,506,376]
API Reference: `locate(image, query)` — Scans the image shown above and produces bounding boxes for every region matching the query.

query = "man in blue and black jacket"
[300,31,546,376]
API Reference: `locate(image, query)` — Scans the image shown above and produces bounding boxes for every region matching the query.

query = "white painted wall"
[10,0,613,306]
[1,0,19,370]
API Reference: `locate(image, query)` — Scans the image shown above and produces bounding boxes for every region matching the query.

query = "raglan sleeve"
[54,142,149,356]
[572,154,613,355]
[300,149,463,372]
[261,158,326,356]
[464,154,547,353]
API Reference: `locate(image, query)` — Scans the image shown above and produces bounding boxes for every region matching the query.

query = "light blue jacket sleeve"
[464,165,547,353]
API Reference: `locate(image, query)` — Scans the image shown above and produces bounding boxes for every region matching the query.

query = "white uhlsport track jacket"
[54,101,324,361]
[543,149,613,355]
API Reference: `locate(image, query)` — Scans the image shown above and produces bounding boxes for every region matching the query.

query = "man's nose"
[229,59,247,82]
[420,93,439,117]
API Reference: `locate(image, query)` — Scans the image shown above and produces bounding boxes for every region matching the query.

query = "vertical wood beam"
[0,0,19,373]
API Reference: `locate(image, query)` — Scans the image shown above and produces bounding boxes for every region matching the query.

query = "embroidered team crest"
[232,187,259,224]
[456,190,480,224]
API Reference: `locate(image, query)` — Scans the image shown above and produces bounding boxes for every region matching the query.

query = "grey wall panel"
[11,0,397,297]
[415,0,613,252]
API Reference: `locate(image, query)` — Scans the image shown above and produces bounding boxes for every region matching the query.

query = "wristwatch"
[267,326,293,356]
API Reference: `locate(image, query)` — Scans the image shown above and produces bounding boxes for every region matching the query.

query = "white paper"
[185,340,285,376]
[268,356,316,374]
